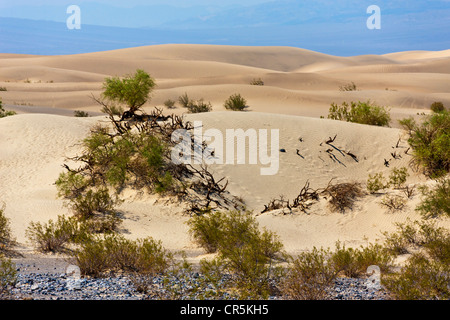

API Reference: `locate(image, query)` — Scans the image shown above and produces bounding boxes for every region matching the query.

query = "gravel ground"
[5,272,392,300]
[3,252,392,300]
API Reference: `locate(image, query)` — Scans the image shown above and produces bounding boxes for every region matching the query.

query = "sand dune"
[1,44,449,262]
[1,44,449,117]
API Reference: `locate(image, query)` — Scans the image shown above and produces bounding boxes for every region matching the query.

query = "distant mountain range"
[1,0,449,56]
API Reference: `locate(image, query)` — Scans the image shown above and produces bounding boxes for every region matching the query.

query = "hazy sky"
[1,1,449,55]
[0,0,268,9]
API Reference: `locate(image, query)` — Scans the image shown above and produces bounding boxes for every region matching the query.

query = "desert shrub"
[367,172,390,193]
[330,242,394,278]
[177,92,212,113]
[424,235,450,265]
[399,110,449,178]
[430,101,445,113]
[74,234,170,277]
[26,216,76,253]
[102,69,156,115]
[74,110,90,117]
[163,99,176,109]
[328,100,391,127]
[0,204,15,253]
[329,242,361,278]
[389,167,409,189]
[322,181,364,213]
[178,92,192,109]
[192,210,286,299]
[187,211,225,253]
[0,99,16,118]
[250,78,264,86]
[383,253,450,300]
[282,247,336,300]
[382,218,450,299]
[70,188,120,221]
[380,194,407,212]
[339,81,358,91]
[382,219,449,256]
[64,72,233,219]
[56,125,177,198]
[416,177,450,218]
[0,87,7,91]
[55,170,123,232]
[356,243,395,274]
[186,99,212,113]
[224,93,248,111]
[0,255,17,298]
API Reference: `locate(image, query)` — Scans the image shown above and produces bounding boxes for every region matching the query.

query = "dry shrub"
[322,181,365,213]
[282,247,336,300]
[381,194,407,212]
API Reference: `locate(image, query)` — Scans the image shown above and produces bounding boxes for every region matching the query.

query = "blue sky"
[0,1,449,56]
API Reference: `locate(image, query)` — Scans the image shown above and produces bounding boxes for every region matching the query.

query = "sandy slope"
[1,111,447,264]
[1,45,449,265]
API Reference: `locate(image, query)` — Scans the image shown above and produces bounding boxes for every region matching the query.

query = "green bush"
[0,204,15,253]
[0,99,16,118]
[430,101,445,113]
[383,253,449,300]
[25,213,120,254]
[224,93,248,111]
[0,255,17,298]
[382,218,449,255]
[399,110,449,178]
[328,100,391,127]
[191,210,286,299]
[282,247,336,300]
[187,211,225,253]
[382,218,450,299]
[56,125,176,199]
[416,177,450,218]
[389,167,409,189]
[178,93,212,113]
[74,234,170,277]
[26,215,81,253]
[186,99,212,113]
[102,69,156,115]
[330,242,393,278]
[367,172,390,193]
[70,188,120,221]
[178,92,192,109]
[74,110,90,117]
